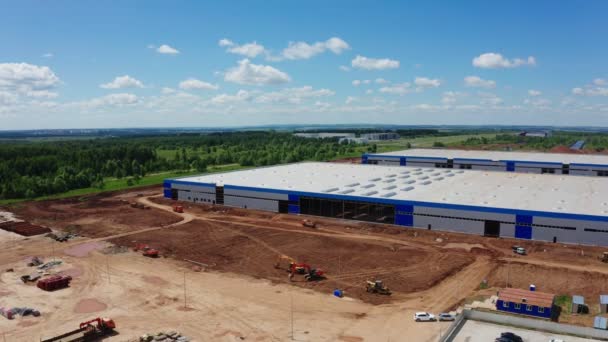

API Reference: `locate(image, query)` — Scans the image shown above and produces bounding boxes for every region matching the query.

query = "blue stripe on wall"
[163,189,172,198]
[288,204,300,214]
[400,157,406,166]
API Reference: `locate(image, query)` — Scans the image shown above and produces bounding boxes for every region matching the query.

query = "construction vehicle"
[173,204,184,213]
[41,317,116,342]
[600,252,608,263]
[366,280,391,295]
[37,275,72,291]
[133,243,159,258]
[27,256,43,267]
[289,262,325,281]
[302,219,317,228]
[512,245,527,255]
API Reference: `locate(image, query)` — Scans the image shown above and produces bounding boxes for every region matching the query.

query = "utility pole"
[290,291,294,341]
[106,255,111,284]
[506,261,510,288]
[183,271,187,309]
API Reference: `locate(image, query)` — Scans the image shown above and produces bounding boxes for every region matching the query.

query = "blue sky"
[1,0,607,129]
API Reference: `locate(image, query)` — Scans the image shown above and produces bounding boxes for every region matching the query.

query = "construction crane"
[41,317,116,342]
[366,280,391,295]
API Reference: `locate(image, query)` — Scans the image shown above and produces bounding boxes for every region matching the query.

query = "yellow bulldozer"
[366,280,391,295]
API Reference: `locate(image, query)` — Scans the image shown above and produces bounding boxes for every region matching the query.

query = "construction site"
[2,164,608,340]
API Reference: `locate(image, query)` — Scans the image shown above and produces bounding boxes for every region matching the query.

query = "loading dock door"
[484,220,501,237]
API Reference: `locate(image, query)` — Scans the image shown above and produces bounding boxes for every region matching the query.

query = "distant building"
[360,132,400,141]
[339,137,368,144]
[294,132,355,139]
[519,130,552,138]
[496,287,555,319]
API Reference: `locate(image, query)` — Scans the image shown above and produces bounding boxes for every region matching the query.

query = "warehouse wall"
[164,180,608,246]
[224,195,279,211]
[363,154,608,177]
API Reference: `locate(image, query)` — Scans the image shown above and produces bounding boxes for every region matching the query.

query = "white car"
[438,313,456,321]
[414,312,436,322]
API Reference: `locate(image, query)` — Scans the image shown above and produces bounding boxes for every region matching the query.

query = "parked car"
[512,245,527,255]
[496,332,523,342]
[414,312,436,322]
[437,313,456,321]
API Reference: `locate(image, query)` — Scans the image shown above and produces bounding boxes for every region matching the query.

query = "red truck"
[37,275,72,291]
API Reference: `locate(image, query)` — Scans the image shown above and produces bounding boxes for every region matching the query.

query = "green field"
[375,133,499,152]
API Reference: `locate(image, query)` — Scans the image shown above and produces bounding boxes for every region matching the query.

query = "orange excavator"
[42,317,116,342]
[289,262,325,282]
[274,255,325,282]
[133,243,159,258]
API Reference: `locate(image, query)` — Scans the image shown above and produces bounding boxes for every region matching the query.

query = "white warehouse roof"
[374,148,608,165]
[175,162,608,217]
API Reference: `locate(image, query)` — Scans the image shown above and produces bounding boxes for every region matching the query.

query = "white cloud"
[218,39,233,47]
[254,86,334,104]
[345,96,357,105]
[464,76,496,89]
[100,75,144,89]
[524,98,551,108]
[0,63,61,105]
[441,91,464,104]
[339,65,351,72]
[352,79,371,86]
[412,104,443,111]
[279,37,350,60]
[472,53,536,69]
[161,87,176,95]
[211,90,251,104]
[572,79,608,96]
[379,83,411,95]
[325,37,350,54]
[224,59,290,85]
[178,78,219,90]
[528,89,542,96]
[365,89,374,95]
[156,44,180,55]
[218,38,266,58]
[414,77,442,88]
[375,78,389,84]
[42,53,53,58]
[572,87,584,95]
[74,93,139,108]
[351,55,400,70]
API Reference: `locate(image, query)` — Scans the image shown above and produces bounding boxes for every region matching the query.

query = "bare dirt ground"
[2,187,608,340]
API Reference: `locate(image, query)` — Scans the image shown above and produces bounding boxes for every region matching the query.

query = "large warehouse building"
[362,149,608,177]
[164,162,608,246]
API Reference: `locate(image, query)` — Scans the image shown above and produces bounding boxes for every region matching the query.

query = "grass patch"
[375,133,499,152]
[555,294,572,313]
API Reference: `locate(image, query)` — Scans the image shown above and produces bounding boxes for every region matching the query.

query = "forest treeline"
[0,132,364,200]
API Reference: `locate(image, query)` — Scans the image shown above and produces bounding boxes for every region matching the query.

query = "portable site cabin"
[594,316,608,330]
[600,295,608,314]
[496,288,555,319]
[572,295,588,314]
